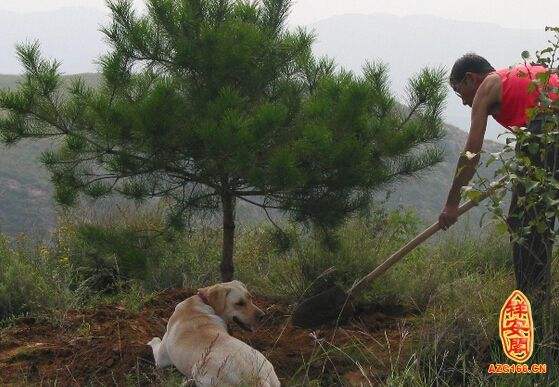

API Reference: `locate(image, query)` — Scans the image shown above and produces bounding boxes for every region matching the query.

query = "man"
[439,53,559,309]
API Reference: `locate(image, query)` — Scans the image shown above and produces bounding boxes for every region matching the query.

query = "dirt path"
[0,289,414,385]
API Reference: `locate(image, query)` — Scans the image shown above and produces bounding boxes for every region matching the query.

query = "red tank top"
[494,64,559,130]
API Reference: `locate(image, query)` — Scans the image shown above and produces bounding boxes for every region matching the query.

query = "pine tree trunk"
[220,192,236,282]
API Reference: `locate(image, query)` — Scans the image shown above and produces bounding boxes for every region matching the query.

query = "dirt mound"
[0,289,413,385]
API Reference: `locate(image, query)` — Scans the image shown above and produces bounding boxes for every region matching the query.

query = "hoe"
[292,177,507,328]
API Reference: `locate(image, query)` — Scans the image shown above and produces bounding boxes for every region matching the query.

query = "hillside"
[0,74,100,237]
[0,8,555,385]
[0,73,505,236]
[0,288,412,385]
[381,123,504,228]
[0,138,56,237]
[0,188,531,385]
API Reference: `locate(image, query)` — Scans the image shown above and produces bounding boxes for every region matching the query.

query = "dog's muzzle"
[233,316,254,332]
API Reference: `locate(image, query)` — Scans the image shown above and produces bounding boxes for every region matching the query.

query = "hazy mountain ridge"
[0,73,100,237]
[309,13,549,141]
[381,123,504,225]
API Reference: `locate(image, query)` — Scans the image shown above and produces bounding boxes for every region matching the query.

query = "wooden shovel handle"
[348,177,508,297]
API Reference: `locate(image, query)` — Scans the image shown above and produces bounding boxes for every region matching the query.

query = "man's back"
[494,64,559,129]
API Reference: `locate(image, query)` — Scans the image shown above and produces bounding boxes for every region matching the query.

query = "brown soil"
[0,289,415,386]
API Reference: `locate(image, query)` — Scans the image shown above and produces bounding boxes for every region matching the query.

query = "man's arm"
[445,100,489,207]
[439,75,501,229]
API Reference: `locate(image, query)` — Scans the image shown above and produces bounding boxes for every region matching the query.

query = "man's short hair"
[449,53,495,85]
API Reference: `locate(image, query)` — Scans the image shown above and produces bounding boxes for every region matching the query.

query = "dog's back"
[190,334,280,386]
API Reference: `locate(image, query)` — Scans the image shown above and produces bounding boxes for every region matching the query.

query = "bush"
[69,224,154,291]
[56,206,179,292]
[55,206,225,293]
[143,225,223,291]
[404,224,559,384]
[234,222,304,299]
[0,235,75,320]
[294,210,422,303]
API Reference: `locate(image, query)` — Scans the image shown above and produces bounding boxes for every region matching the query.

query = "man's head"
[449,53,495,107]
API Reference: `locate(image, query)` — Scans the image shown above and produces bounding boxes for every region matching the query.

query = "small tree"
[0,0,446,281]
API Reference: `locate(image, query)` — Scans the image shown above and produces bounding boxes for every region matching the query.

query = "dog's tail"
[147,337,172,368]
[147,337,161,348]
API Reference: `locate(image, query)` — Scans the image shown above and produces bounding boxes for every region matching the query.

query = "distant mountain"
[309,13,550,141]
[0,137,55,238]
[381,123,504,227]
[0,74,100,237]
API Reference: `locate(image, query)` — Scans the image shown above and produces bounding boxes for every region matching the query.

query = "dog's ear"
[200,285,231,314]
[197,286,210,302]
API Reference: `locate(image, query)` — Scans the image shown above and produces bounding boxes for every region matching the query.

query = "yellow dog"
[148,280,280,386]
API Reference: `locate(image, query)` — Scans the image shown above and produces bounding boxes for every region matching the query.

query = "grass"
[0,205,558,385]
[0,233,83,322]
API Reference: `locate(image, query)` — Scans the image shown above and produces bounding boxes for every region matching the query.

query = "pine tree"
[0,0,447,281]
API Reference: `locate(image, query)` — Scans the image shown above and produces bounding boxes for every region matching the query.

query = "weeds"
[1,206,557,385]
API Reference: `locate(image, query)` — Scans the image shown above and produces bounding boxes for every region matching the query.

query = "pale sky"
[1,0,556,141]
[0,0,557,30]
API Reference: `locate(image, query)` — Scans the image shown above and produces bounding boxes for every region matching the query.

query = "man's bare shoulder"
[476,72,502,110]
[480,72,501,91]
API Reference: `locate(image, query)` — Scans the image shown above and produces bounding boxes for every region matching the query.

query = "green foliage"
[0,0,447,278]
[69,224,152,291]
[0,235,76,320]
[51,207,224,292]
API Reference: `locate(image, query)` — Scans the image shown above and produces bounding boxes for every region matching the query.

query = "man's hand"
[439,204,459,230]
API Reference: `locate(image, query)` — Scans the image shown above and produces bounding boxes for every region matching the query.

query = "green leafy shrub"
[69,224,153,291]
[295,210,421,301]
[0,235,75,320]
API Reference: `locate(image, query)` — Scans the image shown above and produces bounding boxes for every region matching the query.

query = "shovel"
[291,177,507,329]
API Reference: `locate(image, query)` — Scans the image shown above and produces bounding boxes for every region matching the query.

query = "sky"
[0,0,557,30]
[0,0,556,141]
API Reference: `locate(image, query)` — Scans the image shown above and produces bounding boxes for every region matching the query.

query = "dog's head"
[197,280,265,332]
